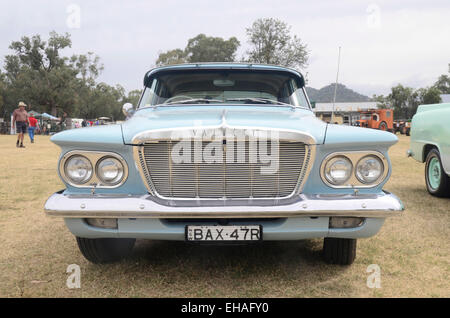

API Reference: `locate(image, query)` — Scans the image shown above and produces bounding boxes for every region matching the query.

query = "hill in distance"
[306,83,370,103]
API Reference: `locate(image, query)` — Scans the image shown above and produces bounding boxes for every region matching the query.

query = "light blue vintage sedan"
[45,63,404,265]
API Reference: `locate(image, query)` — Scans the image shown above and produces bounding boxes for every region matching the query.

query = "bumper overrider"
[45,190,404,219]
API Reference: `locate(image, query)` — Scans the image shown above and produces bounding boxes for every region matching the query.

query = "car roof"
[143,63,305,87]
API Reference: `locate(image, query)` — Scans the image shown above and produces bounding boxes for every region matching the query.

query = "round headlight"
[64,155,93,184]
[356,155,384,184]
[96,157,124,185]
[324,156,353,185]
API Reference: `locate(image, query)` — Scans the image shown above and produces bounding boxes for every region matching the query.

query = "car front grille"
[137,140,310,200]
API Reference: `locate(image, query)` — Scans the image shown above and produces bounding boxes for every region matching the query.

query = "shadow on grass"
[95,239,354,289]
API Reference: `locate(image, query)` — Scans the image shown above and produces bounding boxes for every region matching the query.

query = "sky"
[0,0,449,97]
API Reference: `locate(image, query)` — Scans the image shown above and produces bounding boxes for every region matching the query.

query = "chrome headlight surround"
[355,155,385,184]
[323,155,353,186]
[59,151,128,188]
[64,155,93,185]
[320,151,389,188]
[96,157,125,186]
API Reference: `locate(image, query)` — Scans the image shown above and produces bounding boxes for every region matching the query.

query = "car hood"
[121,105,328,144]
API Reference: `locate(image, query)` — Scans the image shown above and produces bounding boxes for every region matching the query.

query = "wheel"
[76,237,136,264]
[425,149,450,197]
[323,238,357,265]
[378,121,388,131]
[406,128,410,136]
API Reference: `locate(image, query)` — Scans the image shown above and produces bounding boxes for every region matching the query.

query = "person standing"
[12,101,28,148]
[28,114,38,143]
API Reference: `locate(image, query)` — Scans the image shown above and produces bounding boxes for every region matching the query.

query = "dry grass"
[0,134,448,298]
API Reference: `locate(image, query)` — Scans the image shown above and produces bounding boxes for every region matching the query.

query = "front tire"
[323,238,357,265]
[76,237,136,264]
[425,149,450,197]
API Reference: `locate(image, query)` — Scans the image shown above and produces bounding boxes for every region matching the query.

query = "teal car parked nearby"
[409,103,450,197]
[45,63,404,265]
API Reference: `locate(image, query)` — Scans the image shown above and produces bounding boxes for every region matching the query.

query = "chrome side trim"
[59,151,129,189]
[44,191,404,219]
[320,151,389,189]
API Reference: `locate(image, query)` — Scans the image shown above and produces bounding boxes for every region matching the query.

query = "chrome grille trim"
[132,127,316,202]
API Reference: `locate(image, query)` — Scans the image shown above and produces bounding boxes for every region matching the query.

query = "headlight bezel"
[320,151,389,188]
[63,155,93,185]
[96,156,125,186]
[59,151,128,188]
[323,155,353,186]
[355,155,385,184]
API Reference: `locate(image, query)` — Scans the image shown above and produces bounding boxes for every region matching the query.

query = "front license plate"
[186,225,262,242]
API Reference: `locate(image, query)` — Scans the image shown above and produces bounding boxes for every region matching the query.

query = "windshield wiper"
[163,98,224,105]
[225,98,293,106]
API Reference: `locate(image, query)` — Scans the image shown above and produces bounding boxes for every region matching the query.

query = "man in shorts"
[12,101,28,148]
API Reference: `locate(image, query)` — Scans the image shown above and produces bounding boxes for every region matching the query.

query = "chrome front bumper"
[45,191,404,219]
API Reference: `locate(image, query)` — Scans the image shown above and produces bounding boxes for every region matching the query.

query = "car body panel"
[64,216,385,240]
[409,103,450,174]
[121,106,326,145]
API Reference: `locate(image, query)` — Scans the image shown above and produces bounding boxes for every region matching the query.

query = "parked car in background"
[408,103,450,197]
[45,63,404,265]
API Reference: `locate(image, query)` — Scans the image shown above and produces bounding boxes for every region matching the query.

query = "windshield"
[138,70,309,108]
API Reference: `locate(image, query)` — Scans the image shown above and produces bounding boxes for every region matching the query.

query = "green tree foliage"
[0,71,6,117]
[3,32,78,116]
[417,87,442,105]
[185,34,240,63]
[375,84,443,119]
[245,18,309,70]
[388,84,415,118]
[1,32,128,121]
[373,94,390,109]
[156,34,240,66]
[433,64,450,94]
[123,89,143,107]
[156,49,187,67]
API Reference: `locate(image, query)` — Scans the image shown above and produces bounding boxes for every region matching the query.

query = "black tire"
[323,238,357,265]
[425,149,450,197]
[406,128,410,136]
[76,237,136,264]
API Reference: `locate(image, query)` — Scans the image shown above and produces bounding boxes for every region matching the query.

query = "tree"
[155,34,240,66]
[185,34,240,63]
[373,94,390,109]
[124,89,143,107]
[418,87,442,105]
[388,84,414,119]
[0,71,6,118]
[156,49,187,67]
[433,64,450,94]
[76,83,126,121]
[245,18,309,70]
[3,32,80,116]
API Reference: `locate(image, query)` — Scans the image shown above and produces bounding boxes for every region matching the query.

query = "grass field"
[0,134,448,297]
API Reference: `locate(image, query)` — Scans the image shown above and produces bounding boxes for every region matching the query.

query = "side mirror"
[122,103,135,118]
